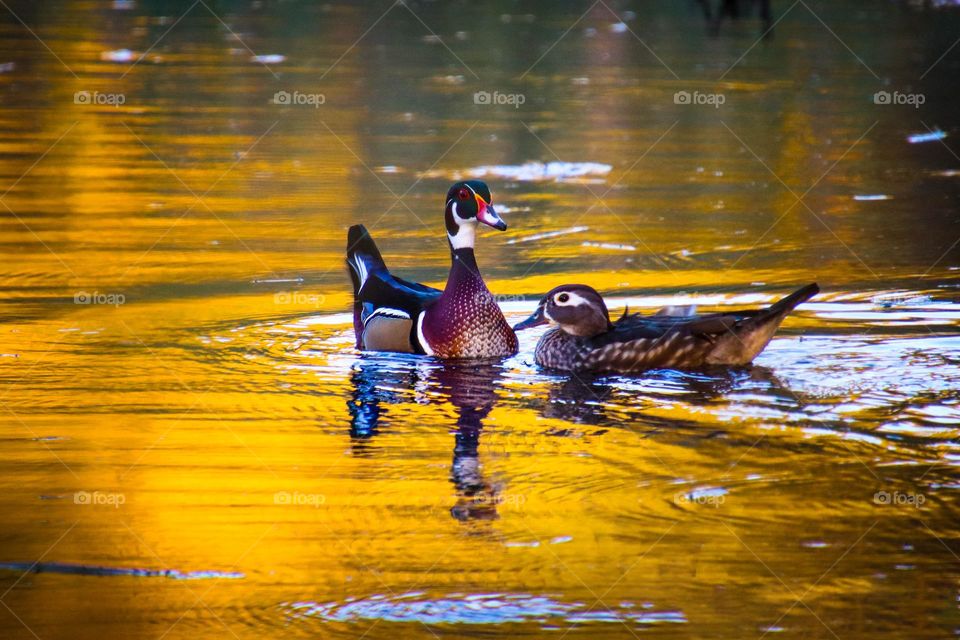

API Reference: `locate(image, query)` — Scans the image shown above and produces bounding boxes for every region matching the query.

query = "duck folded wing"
[589,312,741,348]
[357,271,442,317]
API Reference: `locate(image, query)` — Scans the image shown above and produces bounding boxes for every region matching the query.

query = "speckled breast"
[533,329,586,371]
[422,287,518,358]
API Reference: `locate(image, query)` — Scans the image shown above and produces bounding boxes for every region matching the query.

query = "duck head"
[445,180,506,250]
[514,284,613,337]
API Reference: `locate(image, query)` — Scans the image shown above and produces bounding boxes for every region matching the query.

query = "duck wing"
[347,224,441,314]
[583,284,819,370]
[357,270,441,317]
[347,224,443,352]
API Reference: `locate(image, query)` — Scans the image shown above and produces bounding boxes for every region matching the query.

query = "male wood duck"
[514,283,819,373]
[346,180,519,358]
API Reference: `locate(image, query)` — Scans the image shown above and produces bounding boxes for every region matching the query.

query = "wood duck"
[514,283,819,373]
[346,180,519,358]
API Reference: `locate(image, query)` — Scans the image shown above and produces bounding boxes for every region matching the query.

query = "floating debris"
[682,486,728,502]
[423,161,613,183]
[853,194,893,201]
[252,277,304,285]
[609,22,629,33]
[251,54,285,64]
[0,562,243,580]
[283,593,686,626]
[507,226,588,244]
[433,74,464,84]
[871,293,934,308]
[907,129,947,144]
[0,62,14,73]
[100,49,137,62]
[582,241,636,251]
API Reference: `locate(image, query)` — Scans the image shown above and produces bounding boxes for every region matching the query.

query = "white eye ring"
[554,293,572,305]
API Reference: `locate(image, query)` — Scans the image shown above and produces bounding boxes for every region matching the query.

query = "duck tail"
[346,225,387,296]
[710,283,819,366]
[755,282,820,324]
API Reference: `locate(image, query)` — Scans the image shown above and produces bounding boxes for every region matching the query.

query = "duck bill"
[513,305,547,331]
[477,200,507,231]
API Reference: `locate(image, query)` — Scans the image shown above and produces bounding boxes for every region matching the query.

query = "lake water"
[1,1,959,638]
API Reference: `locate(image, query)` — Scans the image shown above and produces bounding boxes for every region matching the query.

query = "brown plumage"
[514,283,820,373]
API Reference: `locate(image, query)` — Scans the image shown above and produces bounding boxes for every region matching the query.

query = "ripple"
[282,592,686,626]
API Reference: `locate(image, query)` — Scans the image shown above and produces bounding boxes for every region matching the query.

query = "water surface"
[1,1,959,638]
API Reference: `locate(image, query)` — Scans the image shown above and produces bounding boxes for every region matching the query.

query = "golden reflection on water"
[1,1,959,639]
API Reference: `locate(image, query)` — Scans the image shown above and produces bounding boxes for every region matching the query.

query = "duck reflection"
[540,364,796,427]
[347,354,420,449]
[541,373,615,425]
[347,356,506,521]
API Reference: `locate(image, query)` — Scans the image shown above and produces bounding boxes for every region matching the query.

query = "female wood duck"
[346,180,519,358]
[514,283,819,373]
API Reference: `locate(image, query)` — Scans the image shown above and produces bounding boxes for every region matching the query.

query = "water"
[1,1,959,638]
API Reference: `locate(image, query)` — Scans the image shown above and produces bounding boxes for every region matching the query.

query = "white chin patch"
[447,201,476,250]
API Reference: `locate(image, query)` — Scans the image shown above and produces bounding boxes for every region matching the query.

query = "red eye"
[457,188,469,200]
